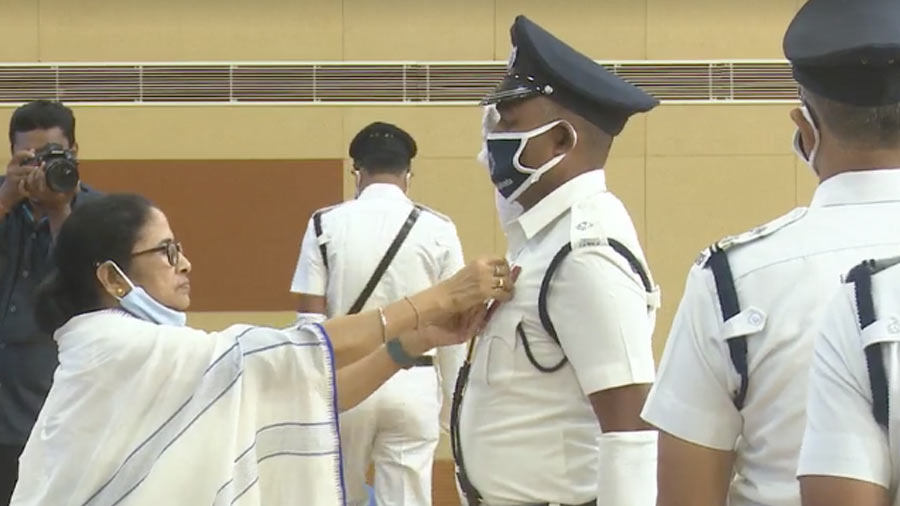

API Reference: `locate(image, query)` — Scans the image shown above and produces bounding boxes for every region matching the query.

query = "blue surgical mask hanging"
[486,120,577,201]
[103,260,187,327]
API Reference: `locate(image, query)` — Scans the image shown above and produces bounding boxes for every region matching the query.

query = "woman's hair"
[35,193,154,333]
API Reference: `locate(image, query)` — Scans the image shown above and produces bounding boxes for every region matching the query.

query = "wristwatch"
[386,337,417,369]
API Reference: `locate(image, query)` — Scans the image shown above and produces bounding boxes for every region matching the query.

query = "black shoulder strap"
[707,248,749,410]
[312,210,329,270]
[346,205,421,315]
[521,238,654,374]
[847,260,890,428]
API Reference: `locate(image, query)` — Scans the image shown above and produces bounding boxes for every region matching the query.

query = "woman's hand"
[401,304,488,356]
[437,256,514,314]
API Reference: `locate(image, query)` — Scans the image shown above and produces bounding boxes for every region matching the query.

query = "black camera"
[24,143,79,193]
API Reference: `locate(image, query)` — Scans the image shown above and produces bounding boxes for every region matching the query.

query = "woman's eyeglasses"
[131,241,183,267]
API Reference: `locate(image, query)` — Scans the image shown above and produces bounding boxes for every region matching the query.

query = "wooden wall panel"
[407,158,500,261]
[37,0,343,61]
[79,159,343,311]
[493,0,648,60]
[0,0,39,61]
[647,105,797,157]
[342,0,495,60]
[645,155,797,358]
[187,311,296,332]
[341,107,483,161]
[647,0,799,59]
[68,106,346,160]
[606,157,647,246]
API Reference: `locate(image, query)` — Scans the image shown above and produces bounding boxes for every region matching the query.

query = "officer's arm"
[290,216,329,323]
[656,432,734,506]
[798,286,892,506]
[800,477,889,506]
[589,383,651,430]
[551,248,657,506]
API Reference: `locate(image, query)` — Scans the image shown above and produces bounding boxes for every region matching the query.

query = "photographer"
[0,100,93,504]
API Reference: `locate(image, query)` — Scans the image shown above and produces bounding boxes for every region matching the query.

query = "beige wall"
[0,0,814,357]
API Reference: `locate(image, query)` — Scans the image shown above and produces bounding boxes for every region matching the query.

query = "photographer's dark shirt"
[0,179,97,445]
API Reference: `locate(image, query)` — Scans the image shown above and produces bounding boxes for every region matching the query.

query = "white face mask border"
[792,103,821,174]
[485,119,578,202]
[101,260,136,299]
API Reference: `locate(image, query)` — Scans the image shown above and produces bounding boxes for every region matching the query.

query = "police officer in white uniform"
[799,257,900,506]
[291,122,466,506]
[641,1,900,504]
[452,16,660,506]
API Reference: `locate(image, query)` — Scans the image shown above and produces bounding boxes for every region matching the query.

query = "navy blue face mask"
[486,120,576,201]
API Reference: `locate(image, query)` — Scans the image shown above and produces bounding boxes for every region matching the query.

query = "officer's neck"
[357,171,409,194]
[816,145,900,182]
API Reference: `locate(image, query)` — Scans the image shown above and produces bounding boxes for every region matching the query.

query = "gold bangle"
[404,296,420,330]
[376,307,387,343]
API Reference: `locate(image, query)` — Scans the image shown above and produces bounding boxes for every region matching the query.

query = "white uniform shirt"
[642,169,900,506]
[290,183,466,410]
[458,170,658,505]
[798,261,900,504]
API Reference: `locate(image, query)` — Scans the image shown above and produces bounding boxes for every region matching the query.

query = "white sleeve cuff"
[597,430,658,506]
[798,432,891,488]
[641,384,740,451]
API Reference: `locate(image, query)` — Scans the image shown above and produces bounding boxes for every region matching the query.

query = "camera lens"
[44,158,79,193]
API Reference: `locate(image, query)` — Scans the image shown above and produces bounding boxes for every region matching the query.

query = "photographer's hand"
[0,150,36,218]
[23,163,77,240]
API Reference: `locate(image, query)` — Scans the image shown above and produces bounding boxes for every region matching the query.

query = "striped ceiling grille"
[0,61,799,105]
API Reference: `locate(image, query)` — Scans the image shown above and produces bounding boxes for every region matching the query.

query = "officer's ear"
[790,107,817,155]
[551,121,578,155]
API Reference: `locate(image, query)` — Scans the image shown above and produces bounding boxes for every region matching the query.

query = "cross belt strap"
[312,210,329,269]
[707,248,749,410]
[847,259,890,428]
[347,205,421,315]
[521,238,654,374]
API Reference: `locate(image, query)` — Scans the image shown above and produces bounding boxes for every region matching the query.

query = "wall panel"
[647,104,797,157]
[645,155,797,357]
[69,106,345,160]
[342,106,483,160]
[407,158,500,260]
[647,0,798,59]
[493,0,648,60]
[343,0,495,60]
[37,0,343,61]
[80,159,344,311]
[0,0,39,61]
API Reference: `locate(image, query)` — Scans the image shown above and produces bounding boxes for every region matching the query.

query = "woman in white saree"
[10,194,512,506]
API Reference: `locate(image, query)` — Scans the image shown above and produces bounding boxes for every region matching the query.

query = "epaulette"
[415,204,451,223]
[569,199,609,249]
[695,207,808,267]
[313,203,342,216]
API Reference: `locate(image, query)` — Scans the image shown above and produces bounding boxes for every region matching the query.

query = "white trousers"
[340,366,441,506]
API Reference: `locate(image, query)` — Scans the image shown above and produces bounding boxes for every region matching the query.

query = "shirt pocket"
[479,308,521,387]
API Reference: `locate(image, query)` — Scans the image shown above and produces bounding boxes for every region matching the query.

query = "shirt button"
[21,270,29,279]
[747,310,763,326]
[30,233,37,240]
[8,305,16,313]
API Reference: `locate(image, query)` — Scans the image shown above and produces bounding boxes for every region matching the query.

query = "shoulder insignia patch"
[570,199,608,249]
[415,204,451,223]
[715,207,808,252]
